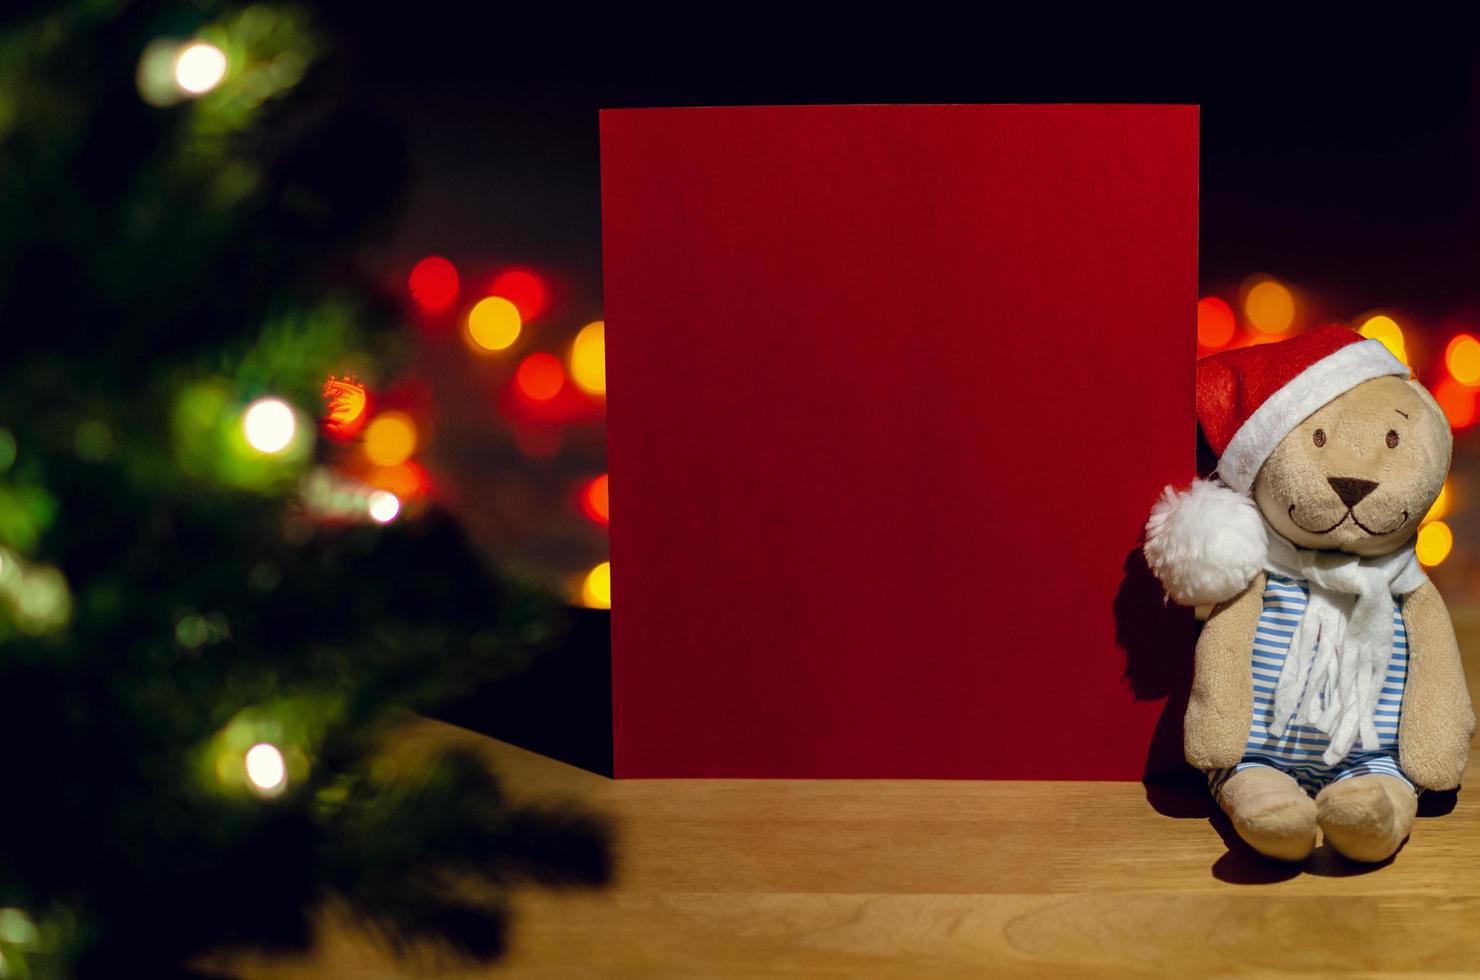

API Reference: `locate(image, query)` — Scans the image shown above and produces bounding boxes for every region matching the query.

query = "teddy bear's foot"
[1315,774,1417,863]
[1216,766,1318,862]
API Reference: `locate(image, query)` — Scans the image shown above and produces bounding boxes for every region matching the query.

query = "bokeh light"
[244,742,287,796]
[1434,378,1477,429]
[581,474,610,525]
[408,256,459,313]
[1446,334,1480,387]
[466,296,522,352]
[367,490,401,524]
[1417,520,1454,567]
[242,398,297,454]
[1358,315,1408,364]
[174,42,228,95]
[1196,297,1236,349]
[368,461,429,500]
[362,411,418,467]
[570,320,606,394]
[322,375,369,439]
[491,268,548,322]
[581,561,611,608]
[1244,277,1295,334]
[1423,479,1451,525]
[515,353,566,401]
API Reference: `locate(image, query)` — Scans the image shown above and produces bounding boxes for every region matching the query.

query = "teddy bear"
[1144,324,1474,863]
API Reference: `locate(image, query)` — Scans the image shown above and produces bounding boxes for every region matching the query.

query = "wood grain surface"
[217,610,1480,978]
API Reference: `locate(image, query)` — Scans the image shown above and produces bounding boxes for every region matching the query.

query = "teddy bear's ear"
[1143,477,1266,607]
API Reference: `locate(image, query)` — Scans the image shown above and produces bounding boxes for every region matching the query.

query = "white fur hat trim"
[1143,477,1267,607]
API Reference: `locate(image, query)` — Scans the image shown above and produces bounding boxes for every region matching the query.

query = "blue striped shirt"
[1245,573,1407,767]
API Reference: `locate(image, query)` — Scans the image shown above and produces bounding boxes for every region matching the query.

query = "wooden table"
[222,613,1480,978]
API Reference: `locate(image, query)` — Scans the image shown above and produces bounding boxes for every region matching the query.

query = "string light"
[490,268,548,322]
[1196,297,1236,349]
[244,743,287,796]
[515,353,565,401]
[408,256,459,312]
[242,398,297,454]
[368,461,429,500]
[581,474,610,525]
[466,297,522,352]
[1417,521,1454,567]
[1358,315,1408,364]
[1446,334,1480,387]
[367,490,401,524]
[570,320,606,394]
[1434,378,1477,429]
[581,561,611,608]
[322,376,369,439]
[1243,276,1295,334]
[173,42,228,95]
[362,411,417,467]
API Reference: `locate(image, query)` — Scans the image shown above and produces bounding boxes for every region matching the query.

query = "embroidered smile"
[1288,503,1409,536]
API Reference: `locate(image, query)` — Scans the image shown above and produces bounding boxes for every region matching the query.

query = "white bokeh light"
[367,490,401,524]
[242,398,296,454]
[174,42,227,95]
[244,743,286,795]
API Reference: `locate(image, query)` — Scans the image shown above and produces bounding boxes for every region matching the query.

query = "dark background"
[324,15,1480,320]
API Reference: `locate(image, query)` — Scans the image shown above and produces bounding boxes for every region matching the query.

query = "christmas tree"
[0,2,611,976]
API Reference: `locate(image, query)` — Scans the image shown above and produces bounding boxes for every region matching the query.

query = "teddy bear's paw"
[1217,766,1318,862]
[1315,774,1418,863]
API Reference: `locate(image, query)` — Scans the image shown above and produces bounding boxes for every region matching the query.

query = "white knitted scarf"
[1262,520,1427,765]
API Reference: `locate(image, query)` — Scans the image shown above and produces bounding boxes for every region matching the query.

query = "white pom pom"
[1143,477,1267,607]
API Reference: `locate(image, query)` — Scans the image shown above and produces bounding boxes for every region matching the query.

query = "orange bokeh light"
[582,474,610,525]
[1435,377,1477,429]
[1446,333,1480,387]
[368,460,429,500]
[1196,297,1236,349]
[491,268,547,322]
[515,353,566,401]
[322,375,369,439]
[408,256,459,312]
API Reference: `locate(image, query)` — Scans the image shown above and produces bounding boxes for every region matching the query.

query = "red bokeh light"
[1196,296,1236,350]
[321,375,370,440]
[408,256,460,312]
[491,268,548,322]
[515,353,566,401]
[581,474,610,526]
[1434,377,1476,429]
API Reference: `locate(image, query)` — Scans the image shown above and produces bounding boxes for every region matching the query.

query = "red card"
[601,105,1198,778]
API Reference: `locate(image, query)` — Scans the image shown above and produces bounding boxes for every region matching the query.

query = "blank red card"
[601,104,1198,778]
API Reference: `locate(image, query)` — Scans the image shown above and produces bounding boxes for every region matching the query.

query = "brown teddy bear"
[1145,325,1474,863]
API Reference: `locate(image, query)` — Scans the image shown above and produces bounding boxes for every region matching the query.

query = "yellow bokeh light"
[466,296,522,352]
[581,561,611,609]
[363,412,417,467]
[242,398,297,454]
[1417,521,1454,567]
[1423,480,1451,525]
[1358,315,1407,364]
[174,42,228,95]
[570,321,607,395]
[1244,277,1296,334]
[244,742,287,796]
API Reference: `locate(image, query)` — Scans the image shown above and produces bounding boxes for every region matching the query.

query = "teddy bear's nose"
[1327,476,1379,508]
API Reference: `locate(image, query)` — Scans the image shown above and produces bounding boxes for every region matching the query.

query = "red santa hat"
[1144,325,1410,606]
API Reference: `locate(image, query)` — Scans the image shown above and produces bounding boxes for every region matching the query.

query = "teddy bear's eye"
[1313,429,1326,447]
[1387,430,1400,449]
